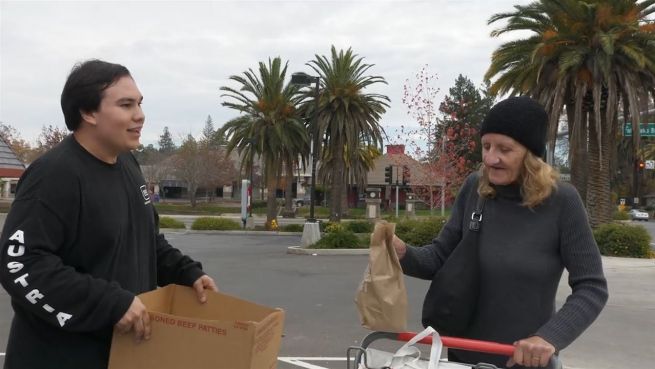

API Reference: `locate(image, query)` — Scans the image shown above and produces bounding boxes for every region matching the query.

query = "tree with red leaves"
[398,68,495,212]
[436,75,495,203]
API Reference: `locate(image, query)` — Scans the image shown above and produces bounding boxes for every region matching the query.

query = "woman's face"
[481,133,528,185]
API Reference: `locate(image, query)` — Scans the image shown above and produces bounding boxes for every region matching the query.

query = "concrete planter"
[286,246,368,255]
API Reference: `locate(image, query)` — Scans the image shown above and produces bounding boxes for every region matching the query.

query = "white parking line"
[0,353,349,365]
[278,357,347,369]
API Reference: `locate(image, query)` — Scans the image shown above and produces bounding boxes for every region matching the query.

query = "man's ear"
[80,109,98,126]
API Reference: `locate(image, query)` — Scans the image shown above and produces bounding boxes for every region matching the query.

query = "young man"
[0,60,217,369]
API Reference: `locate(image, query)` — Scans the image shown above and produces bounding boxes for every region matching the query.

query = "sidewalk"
[558,256,655,369]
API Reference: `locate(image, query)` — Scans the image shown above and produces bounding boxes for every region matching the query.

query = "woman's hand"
[391,235,407,260]
[507,336,556,368]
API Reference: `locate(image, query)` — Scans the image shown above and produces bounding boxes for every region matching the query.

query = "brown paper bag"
[355,221,408,332]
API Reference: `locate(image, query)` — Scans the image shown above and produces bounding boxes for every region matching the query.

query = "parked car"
[628,209,650,221]
[294,195,311,207]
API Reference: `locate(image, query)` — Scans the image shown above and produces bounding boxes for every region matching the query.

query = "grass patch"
[191,217,242,231]
[280,224,304,232]
[155,202,268,215]
[297,206,331,218]
[159,216,185,229]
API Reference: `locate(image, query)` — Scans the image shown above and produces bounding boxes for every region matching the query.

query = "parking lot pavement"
[0,232,654,369]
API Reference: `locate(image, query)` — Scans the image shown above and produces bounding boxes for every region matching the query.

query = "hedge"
[310,230,367,249]
[158,216,186,229]
[613,211,630,221]
[594,223,651,258]
[344,220,374,233]
[395,217,447,246]
[191,217,241,231]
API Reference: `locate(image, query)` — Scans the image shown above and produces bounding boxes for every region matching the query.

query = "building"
[141,143,446,209]
[0,138,26,198]
[364,144,444,209]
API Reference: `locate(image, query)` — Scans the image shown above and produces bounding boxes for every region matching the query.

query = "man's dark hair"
[60,59,131,131]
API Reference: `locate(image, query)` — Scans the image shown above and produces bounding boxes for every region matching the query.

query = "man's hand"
[507,336,556,368]
[193,275,218,303]
[392,235,407,260]
[114,297,150,343]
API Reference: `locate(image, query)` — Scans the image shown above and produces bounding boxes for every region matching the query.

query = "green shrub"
[344,220,373,234]
[594,223,651,258]
[395,217,447,246]
[191,217,241,231]
[359,233,371,247]
[323,222,344,233]
[281,224,303,232]
[310,230,365,249]
[613,211,630,221]
[394,219,420,238]
[158,216,186,229]
[382,215,401,223]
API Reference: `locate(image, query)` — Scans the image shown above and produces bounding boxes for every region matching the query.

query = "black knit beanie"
[479,96,548,157]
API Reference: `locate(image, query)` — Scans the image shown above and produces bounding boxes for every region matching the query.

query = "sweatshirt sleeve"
[399,173,478,280]
[153,208,205,287]
[0,196,134,332]
[536,184,609,350]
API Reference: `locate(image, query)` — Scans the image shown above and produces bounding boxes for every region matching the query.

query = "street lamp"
[248,137,257,218]
[291,72,320,223]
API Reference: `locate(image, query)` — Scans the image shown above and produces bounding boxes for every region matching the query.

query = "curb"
[160,229,303,236]
[287,246,368,255]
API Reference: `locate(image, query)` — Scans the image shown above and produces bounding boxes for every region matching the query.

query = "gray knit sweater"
[400,172,608,367]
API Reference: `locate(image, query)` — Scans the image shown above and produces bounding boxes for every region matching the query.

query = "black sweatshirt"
[0,135,205,369]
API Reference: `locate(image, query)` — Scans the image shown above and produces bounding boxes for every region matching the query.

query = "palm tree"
[486,0,655,227]
[318,143,382,215]
[343,144,383,212]
[306,46,390,221]
[220,57,309,229]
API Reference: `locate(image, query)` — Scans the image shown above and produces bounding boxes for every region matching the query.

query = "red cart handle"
[396,332,515,357]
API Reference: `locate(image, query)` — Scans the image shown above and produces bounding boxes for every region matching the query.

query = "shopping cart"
[347,331,562,369]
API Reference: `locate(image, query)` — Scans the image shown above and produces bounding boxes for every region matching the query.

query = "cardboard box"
[108,284,285,369]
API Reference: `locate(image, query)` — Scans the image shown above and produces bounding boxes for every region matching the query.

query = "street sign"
[646,160,655,170]
[623,123,655,137]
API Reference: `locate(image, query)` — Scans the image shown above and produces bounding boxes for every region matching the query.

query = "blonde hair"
[478,151,559,208]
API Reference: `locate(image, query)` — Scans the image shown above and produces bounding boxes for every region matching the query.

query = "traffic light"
[638,159,645,173]
[384,165,393,184]
[402,165,410,186]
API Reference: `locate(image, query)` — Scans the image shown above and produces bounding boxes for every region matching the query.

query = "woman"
[393,96,608,368]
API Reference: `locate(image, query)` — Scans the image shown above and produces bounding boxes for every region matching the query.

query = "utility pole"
[395,166,399,218]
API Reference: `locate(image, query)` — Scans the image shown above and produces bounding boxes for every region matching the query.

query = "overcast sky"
[0,0,530,148]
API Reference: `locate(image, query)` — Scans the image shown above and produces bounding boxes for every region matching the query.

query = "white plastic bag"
[358,327,472,369]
